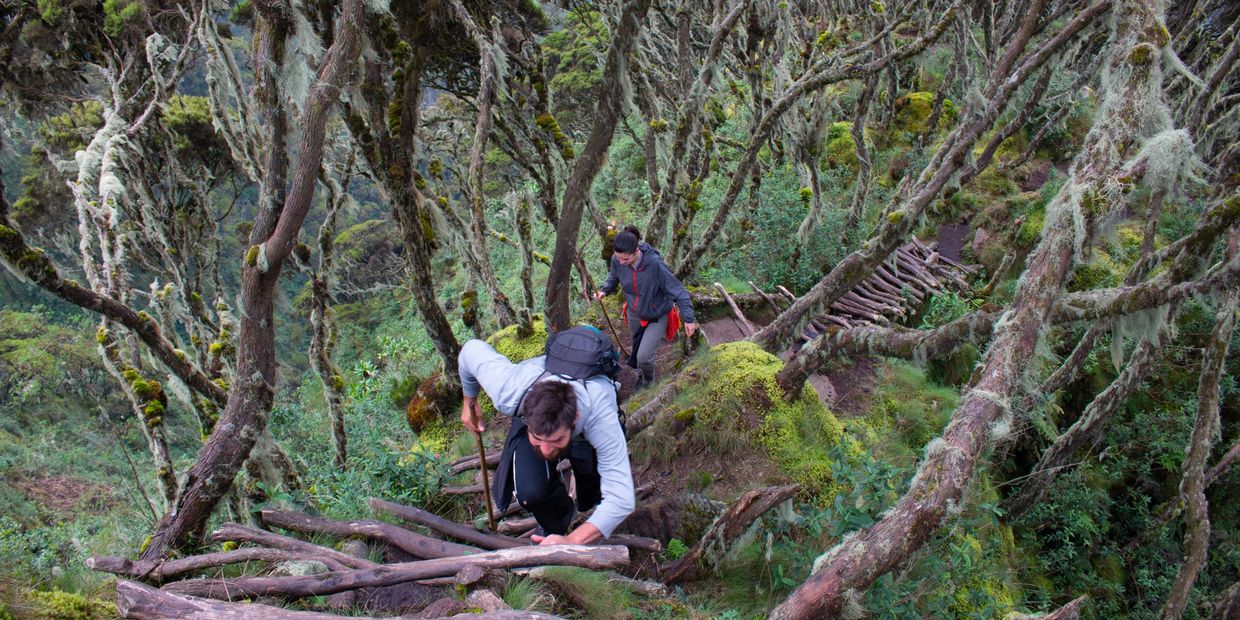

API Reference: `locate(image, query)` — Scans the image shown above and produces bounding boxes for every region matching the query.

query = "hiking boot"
[636,367,655,390]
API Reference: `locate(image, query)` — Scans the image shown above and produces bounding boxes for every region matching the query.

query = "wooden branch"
[210,523,378,570]
[115,579,565,619]
[1162,290,1237,619]
[163,545,629,600]
[1208,580,1240,620]
[627,382,682,436]
[515,566,668,597]
[87,548,350,583]
[713,283,757,335]
[1037,596,1089,620]
[660,484,799,583]
[449,452,501,475]
[776,286,797,303]
[368,498,528,550]
[259,508,479,560]
[748,281,784,315]
[442,484,485,496]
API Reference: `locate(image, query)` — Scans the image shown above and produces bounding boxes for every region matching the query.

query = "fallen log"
[87,548,351,583]
[210,523,378,570]
[875,264,925,301]
[115,580,564,619]
[714,282,757,335]
[442,484,485,496]
[496,516,538,535]
[259,509,480,560]
[449,453,501,475]
[369,498,528,550]
[628,382,681,436]
[163,544,630,601]
[514,566,668,598]
[857,281,906,307]
[660,484,799,583]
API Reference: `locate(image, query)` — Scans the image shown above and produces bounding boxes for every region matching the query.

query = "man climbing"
[457,334,635,544]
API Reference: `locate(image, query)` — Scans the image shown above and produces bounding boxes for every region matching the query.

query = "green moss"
[677,342,849,496]
[244,245,259,267]
[1016,208,1045,247]
[856,361,959,465]
[144,399,165,418]
[893,92,956,135]
[208,341,224,355]
[971,167,1019,197]
[823,121,858,170]
[1129,43,1155,65]
[330,374,346,392]
[486,318,548,363]
[1069,253,1123,292]
[27,589,117,620]
[94,327,109,344]
[221,540,238,552]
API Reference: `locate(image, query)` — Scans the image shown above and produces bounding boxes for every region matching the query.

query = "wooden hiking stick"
[574,253,628,358]
[474,432,496,532]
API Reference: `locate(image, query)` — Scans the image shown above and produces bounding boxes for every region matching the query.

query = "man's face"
[614,250,638,267]
[527,425,574,461]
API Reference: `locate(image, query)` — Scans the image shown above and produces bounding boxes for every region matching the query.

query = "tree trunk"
[140,0,367,560]
[452,0,517,328]
[770,3,1164,614]
[545,0,654,331]
[1162,289,1237,619]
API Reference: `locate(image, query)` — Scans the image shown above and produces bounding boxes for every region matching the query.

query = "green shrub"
[25,590,116,620]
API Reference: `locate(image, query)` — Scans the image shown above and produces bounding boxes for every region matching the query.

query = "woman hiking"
[594,225,697,389]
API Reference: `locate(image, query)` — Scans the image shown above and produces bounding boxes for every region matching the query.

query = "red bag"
[665,306,681,340]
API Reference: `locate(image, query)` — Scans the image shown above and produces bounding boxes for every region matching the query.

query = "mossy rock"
[485,317,548,363]
[405,372,458,434]
[673,342,851,496]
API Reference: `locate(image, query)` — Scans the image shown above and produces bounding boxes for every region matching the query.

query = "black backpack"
[543,325,621,381]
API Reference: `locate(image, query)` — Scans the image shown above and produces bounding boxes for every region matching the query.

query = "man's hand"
[531,522,601,546]
[531,533,571,545]
[684,322,698,337]
[593,290,606,301]
[460,395,484,433]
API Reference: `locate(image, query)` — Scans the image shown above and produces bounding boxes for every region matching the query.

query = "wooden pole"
[475,432,497,532]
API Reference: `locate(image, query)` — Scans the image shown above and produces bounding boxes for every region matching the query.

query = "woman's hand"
[684,322,697,337]
[593,290,606,301]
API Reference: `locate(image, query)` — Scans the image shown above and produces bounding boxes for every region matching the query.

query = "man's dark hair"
[521,381,577,436]
[613,225,641,254]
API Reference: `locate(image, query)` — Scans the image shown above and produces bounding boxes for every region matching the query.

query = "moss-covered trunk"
[545,0,654,332]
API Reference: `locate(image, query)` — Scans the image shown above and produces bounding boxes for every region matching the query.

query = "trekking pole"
[474,431,497,531]
[574,253,628,358]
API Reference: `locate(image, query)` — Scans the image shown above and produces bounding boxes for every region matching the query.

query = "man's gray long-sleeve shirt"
[457,339,635,538]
